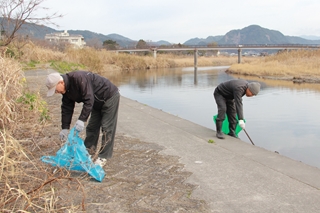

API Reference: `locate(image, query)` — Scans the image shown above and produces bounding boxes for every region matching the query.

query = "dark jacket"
[215,79,248,120]
[61,71,118,129]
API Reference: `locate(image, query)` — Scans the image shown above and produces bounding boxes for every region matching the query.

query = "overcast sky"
[38,0,320,43]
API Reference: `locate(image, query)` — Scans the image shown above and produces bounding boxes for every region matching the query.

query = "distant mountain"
[6,19,320,47]
[59,32,172,47]
[285,35,320,44]
[299,35,320,40]
[219,25,289,45]
[152,40,172,46]
[184,35,223,45]
[15,23,168,47]
[1,18,151,47]
[0,17,57,39]
[221,25,320,45]
[185,25,320,46]
[67,31,137,47]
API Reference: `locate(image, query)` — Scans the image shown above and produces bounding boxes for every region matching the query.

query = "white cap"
[46,73,62,96]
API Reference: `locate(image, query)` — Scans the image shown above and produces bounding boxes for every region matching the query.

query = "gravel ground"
[25,70,209,213]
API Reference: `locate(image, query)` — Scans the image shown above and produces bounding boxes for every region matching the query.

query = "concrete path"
[117,96,320,213]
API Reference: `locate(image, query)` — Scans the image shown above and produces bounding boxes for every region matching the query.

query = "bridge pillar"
[238,48,242,63]
[153,49,157,58]
[238,48,242,64]
[194,49,198,69]
[194,49,198,84]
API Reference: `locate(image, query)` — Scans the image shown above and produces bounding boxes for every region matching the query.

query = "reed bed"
[18,42,65,63]
[231,73,320,92]
[229,49,320,78]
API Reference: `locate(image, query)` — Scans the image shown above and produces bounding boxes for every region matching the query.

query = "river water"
[110,66,320,169]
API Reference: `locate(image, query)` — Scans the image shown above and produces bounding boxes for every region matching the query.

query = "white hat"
[46,73,62,96]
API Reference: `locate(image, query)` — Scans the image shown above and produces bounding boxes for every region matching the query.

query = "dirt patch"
[23,70,209,212]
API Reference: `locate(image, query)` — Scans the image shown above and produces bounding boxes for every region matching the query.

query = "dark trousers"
[84,92,120,159]
[213,89,237,127]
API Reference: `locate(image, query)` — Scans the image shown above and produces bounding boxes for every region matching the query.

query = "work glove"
[74,120,85,132]
[59,129,69,141]
[239,120,245,129]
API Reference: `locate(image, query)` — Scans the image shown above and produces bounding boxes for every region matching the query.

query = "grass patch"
[17,92,50,122]
[49,60,85,73]
[22,60,40,70]
[208,139,215,144]
[186,190,192,198]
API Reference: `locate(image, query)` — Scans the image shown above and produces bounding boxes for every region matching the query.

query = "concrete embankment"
[118,96,320,212]
[25,69,320,212]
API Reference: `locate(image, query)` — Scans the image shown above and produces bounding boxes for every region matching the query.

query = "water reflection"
[110,66,320,169]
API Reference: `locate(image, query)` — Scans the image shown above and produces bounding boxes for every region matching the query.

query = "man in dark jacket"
[213,79,260,139]
[46,71,120,166]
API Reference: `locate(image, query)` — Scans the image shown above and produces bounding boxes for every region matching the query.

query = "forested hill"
[4,18,320,47]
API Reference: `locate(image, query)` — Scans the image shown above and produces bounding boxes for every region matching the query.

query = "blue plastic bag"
[41,128,105,182]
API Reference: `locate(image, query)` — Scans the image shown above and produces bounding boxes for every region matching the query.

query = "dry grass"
[0,58,24,130]
[12,41,320,80]
[14,42,246,75]
[23,45,65,63]
[16,42,65,63]
[0,56,87,212]
[64,47,104,72]
[231,73,320,92]
[229,49,320,78]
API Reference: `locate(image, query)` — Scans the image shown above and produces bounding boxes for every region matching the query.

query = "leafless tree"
[0,0,62,46]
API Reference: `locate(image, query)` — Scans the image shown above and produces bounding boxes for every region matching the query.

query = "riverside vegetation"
[228,49,320,83]
[1,40,320,211]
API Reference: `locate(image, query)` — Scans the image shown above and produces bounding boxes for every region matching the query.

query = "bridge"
[114,44,320,65]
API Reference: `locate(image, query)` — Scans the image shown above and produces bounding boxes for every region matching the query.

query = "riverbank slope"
[118,94,320,212]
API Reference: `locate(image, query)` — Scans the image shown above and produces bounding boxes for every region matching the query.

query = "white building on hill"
[45,30,86,48]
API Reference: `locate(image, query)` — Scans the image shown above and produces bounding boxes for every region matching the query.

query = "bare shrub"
[0,0,62,46]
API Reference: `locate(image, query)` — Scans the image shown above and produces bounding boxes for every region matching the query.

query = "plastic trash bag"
[213,114,245,137]
[41,127,105,182]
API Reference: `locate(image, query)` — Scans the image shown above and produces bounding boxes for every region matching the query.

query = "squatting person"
[46,71,120,166]
[213,79,260,139]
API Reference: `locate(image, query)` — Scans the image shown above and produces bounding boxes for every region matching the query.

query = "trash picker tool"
[243,129,255,146]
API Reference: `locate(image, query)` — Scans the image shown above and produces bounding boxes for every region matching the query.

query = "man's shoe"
[216,131,225,139]
[216,120,225,139]
[94,157,107,167]
[228,132,239,139]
